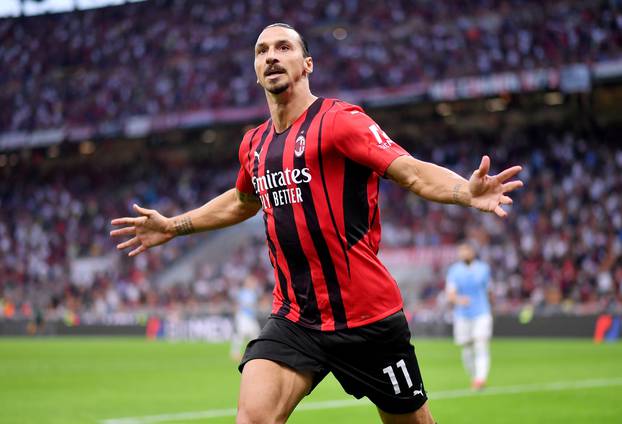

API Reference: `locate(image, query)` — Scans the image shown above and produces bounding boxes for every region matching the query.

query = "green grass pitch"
[0,337,621,423]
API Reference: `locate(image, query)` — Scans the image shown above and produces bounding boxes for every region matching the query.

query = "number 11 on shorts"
[382,359,413,394]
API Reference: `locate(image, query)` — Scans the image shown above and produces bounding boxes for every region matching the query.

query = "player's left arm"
[329,107,523,218]
[386,155,523,218]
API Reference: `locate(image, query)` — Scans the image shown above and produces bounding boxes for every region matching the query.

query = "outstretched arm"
[386,155,523,218]
[110,188,261,256]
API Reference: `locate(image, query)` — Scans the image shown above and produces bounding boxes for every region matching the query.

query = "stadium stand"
[1,0,621,324]
[1,127,621,320]
[1,0,621,132]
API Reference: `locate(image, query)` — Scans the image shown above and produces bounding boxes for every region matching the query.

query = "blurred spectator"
[1,127,621,320]
[380,129,622,316]
[1,0,621,132]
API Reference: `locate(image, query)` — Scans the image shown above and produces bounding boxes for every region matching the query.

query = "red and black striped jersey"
[236,98,409,331]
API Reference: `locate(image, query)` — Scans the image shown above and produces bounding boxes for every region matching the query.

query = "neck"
[265,85,317,133]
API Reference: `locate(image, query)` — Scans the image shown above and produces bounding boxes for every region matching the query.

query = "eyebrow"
[255,39,294,51]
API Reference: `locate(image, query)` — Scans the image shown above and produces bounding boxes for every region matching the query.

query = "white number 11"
[382,359,413,395]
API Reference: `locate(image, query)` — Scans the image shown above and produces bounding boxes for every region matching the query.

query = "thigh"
[327,311,429,415]
[238,359,313,424]
[473,314,492,341]
[239,317,328,390]
[453,317,473,345]
[238,315,260,339]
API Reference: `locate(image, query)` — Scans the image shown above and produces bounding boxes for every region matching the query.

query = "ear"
[303,56,313,76]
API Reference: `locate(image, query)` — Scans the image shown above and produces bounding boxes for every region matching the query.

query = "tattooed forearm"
[452,183,469,206]
[174,216,195,235]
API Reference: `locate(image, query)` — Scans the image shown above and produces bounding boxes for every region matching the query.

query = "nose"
[265,46,279,64]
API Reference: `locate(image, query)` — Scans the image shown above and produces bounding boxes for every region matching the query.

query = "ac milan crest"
[294,135,306,157]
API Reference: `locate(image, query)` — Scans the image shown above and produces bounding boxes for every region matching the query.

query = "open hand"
[110,204,175,257]
[469,155,523,218]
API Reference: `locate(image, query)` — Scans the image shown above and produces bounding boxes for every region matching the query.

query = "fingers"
[129,245,147,257]
[500,195,513,205]
[110,205,153,258]
[133,204,153,216]
[494,205,507,218]
[502,180,524,192]
[476,155,490,178]
[495,165,522,182]
[111,215,147,227]
[117,236,139,250]
[110,226,135,237]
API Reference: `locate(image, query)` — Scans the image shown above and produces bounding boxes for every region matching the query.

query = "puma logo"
[413,384,425,397]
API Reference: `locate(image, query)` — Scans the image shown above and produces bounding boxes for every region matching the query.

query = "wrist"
[164,217,178,238]
[170,215,195,236]
[452,183,472,207]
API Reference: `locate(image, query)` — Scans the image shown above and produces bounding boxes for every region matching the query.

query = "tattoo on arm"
[174,216,195,236]
[237,190,261,205]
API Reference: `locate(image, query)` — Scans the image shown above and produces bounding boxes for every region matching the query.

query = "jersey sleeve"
[235,132,256,195]
[329,107,409,176]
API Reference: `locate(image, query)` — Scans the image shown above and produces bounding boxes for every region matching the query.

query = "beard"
[266,80,289,95]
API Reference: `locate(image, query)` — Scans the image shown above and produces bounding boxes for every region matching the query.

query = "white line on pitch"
[100,377,622,424]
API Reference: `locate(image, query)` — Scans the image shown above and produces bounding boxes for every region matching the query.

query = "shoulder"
[242,119,271,144]
[476,260,490,271]
[239,120,270,157]
[321,99,374,141]
[323,99,366,122]
[447,262,460,275]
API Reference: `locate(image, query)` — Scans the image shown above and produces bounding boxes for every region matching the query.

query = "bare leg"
[377,402,436,424]
[237,359,314,424]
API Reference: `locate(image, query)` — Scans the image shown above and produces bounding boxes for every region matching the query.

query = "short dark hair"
[262,23,310,58]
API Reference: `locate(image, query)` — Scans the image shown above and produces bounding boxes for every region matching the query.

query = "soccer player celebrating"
[446,242,494,391]
[111,23,523,424]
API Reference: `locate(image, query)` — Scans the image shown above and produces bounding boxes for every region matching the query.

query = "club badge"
[294,135,306,157]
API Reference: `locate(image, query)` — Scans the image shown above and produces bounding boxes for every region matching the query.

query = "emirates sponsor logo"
[252,167,312,209]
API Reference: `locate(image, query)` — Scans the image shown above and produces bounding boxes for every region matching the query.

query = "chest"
[247,127,326,211]
[455,265,487,291]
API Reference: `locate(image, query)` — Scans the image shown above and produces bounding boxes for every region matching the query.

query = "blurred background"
[0,1,621,423]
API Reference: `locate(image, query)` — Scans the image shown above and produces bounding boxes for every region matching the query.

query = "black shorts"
[239,310,427,414]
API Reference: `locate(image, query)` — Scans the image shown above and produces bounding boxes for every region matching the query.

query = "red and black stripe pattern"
[236,98,409,330]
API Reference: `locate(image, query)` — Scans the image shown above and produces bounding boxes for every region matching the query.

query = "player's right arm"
[110,189,261,257]
[111,130,261,257]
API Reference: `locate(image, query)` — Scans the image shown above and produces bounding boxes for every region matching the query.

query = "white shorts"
[453,314,492,345]
[234,313,261,340]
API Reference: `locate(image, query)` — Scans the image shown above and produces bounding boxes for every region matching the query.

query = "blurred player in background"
[230,276,261,362]
[446,242,493,391]
[111,23,522,423]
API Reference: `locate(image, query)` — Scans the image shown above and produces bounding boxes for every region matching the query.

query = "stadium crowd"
[1,128,621,321]
[1,0,621,132]
[0,157,243,321]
